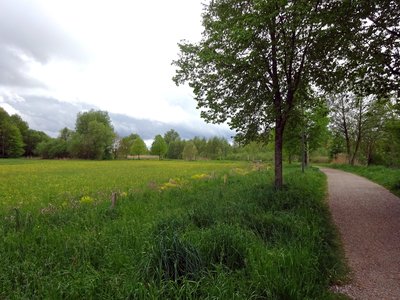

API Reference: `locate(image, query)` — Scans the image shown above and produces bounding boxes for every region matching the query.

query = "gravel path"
[320,168,400,300]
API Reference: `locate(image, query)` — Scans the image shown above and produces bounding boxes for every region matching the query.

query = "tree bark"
[275,119,284,189]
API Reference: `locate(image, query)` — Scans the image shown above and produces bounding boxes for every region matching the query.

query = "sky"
[0,0,233,140]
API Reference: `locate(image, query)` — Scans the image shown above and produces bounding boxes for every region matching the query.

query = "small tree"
[182,141,198,161]
[130,136,147,159]
[151,135,167,160]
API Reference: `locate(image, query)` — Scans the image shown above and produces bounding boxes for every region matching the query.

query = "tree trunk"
[350,99,363,166]
[341,99,352,164]
[275,121,284,189]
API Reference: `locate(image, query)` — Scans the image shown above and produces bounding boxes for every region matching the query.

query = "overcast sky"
[0,0,233,139]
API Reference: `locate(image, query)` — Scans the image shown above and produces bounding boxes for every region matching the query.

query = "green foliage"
[151,134,167,159]
[0,163,347,298]
[166,139,185,159]
[69,110,115,160]
[24,129,49,157]
[164,129,180,145]
[36,138,68,159]
[284,91,329,164]
[115,133,139,159]
[182,141,198,161]
[0,108,25,158]
[130,136,147,159]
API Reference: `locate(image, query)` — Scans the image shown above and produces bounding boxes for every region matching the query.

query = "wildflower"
[191,173,210,180]
[80,196,94,204]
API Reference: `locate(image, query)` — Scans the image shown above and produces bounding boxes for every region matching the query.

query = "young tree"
[173,1,346,188]
[116,133,140,159]
[130,136,147,159]
[151,135,167,160]
[329,92,371,165]
[182,141,198,161]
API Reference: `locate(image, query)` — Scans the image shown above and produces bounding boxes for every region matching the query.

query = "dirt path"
[320,168,400,299]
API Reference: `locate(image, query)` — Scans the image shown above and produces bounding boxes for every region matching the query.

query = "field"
[0,159,347,298]
[0,159,247,210]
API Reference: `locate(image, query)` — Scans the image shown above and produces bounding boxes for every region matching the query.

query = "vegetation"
[150,134,168,159]
[0,161,347,298]
[0,107,48,158]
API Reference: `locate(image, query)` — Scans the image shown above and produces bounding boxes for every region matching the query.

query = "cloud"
[0,0,87,89]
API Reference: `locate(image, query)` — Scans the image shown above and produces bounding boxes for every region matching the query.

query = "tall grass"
[0,164,347,298]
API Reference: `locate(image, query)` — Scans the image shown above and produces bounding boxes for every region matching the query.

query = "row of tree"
[115,129,232,160]
[0,108,240,161]
[0,107,48,158]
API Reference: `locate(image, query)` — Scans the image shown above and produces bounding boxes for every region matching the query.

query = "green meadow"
[0,160,346,298]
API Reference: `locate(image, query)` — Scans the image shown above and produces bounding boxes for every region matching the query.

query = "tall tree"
[173,0,346,188]
[0,108,25,158]
[164,129,180,145]
[69,110,115,159]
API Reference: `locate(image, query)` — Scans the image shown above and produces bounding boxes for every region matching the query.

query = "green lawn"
[0,160,347,298]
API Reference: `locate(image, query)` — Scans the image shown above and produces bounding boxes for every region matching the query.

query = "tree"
[342,1,400,96]
[284,90,329,166]
[0,108,25,158]
[24,129,49,157]
[69,110,115,159]
[182,141,198,161]
[206,137,231,160]
[0,121,24,157]
[116,133,140,159]
[164,129,184,159]
[173,1,346,188]
[164,129,180,145]
[166,139,185,159]
[150,135,167,159]
[192,137,207,158]
[329,92,371,165]
[130,136,147,159]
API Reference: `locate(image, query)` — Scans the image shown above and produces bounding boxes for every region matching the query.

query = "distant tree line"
[2,108,273,161]
[0,107,48,158]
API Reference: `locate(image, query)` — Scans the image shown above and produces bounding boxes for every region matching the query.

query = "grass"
[0,160,347,298]
[329,164,400,197]
[0,159,246,210]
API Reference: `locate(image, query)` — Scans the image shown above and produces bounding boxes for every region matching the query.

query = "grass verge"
[0,165,347,298]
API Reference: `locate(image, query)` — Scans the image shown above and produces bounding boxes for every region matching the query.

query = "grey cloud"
[0,1,87,88]
[0,1,87,64]
[1,95,234,140]
[0,47,46,88]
